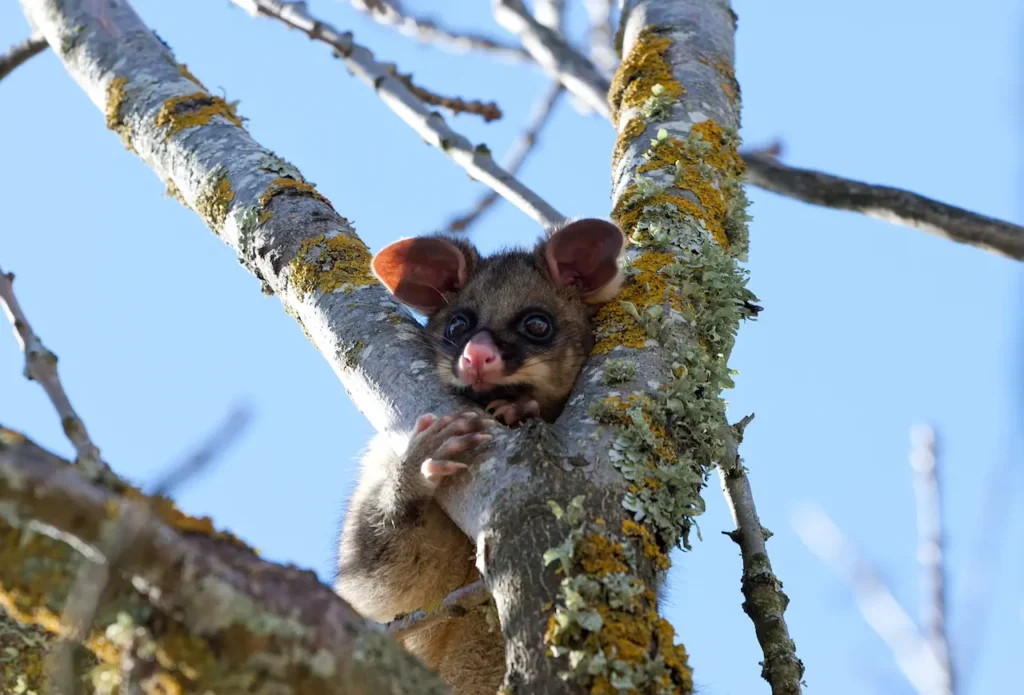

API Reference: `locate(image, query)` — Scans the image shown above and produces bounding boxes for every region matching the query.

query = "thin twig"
[742,147,1024,261]
[385,65,502,122]
[533,0,566,33]
[909,425,955,695]
[583,0,618,73]
[492,0,611,119]
[446,81,564,233]
[0,34,47,82]
[234,0,565,230]
[349,0,531,63]
[0,266,105,477]
[792,502,948,695]
[387,580,492,640]
[718,415,804,695]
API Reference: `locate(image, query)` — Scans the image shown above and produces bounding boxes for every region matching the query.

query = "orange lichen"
[259,177,333,210]
[288,233,375,299]
[120,488,251,549]
[610,30,685,121]
[105,76,128,130]
[155,92,243,139]
[622,519,670,571]
[195,175,235,231]
[591,251,675,355]
[178,63,206,89]
[613,116,647,169]
[577,534,631,577]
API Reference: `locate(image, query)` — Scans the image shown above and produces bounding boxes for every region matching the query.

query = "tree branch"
[583,0,618,73]
[0,33,47,82]
[743,149,1024,261]
[792,503,948,695]
[0,265,105,476]
[445,81,564,232]
[492,0,611,119]
[348,0,532,63]
[234,0,565,231]
[0,425,450,694]
[386,580,492,641]
[719,416,804,695]
[909,425,955,695]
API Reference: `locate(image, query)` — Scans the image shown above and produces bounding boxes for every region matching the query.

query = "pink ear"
[545,219,625,304]
[372,237,467,315]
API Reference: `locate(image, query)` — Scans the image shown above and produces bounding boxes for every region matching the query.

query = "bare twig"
[909,425,955,695]
[234,0,565,230]
[718,415,804,695]
[0,266,105,476]
[446,81,564,232]
[492,0,611,119]
[0,33,47,82]
[349,0,531,63]
[792,503,948,695]
[48,405,253,693]
[385,65,502,122]
[742,148,1024,261]
[534,0,566,33]
[387,580,492,640]
[583,0,618,73]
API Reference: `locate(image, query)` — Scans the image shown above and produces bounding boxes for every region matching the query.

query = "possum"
[335,218,625,695]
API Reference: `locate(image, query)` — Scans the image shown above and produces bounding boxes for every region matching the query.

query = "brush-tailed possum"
[335,219,625,694]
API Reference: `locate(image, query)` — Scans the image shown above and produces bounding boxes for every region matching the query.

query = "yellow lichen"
[577,534,631,578]
[612,116,647,169]
[119,488,251,549]
[288,233,375,300]
[622,519,670,571]
[178,63,206,90]
[259,177,333,210]
[105,76,128,130]
[195,175,235,231]
[164,179,190,208]
[592,251,675,355]
[155,92,243,139]
[609,30,685,121]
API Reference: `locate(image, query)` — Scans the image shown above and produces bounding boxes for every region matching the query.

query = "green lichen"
[288,233,375,300]
[601,359,637,385]
[543,498,693,694]
[154,92,243,139]
[352,631,449,694]
[340,340,364,369]
[194,169,235,232]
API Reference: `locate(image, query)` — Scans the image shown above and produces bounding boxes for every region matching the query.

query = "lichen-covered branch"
[234,0,564,230]
[0,33,47,82]
[349,0,532,62]
[719,416,804,695]
[0,426,450,694]
[0,266,105,477]
[446,81,564,232]
[493,0,612,118]
[743,150,1024,261]
[793,503,948,695]
[909,425,955,695]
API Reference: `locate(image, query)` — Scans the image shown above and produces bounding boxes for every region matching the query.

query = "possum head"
[372,219,625,422]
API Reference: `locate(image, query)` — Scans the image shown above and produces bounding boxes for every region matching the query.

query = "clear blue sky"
[1,1,1020,693]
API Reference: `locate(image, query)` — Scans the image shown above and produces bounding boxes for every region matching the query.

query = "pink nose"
[460,333,502,383]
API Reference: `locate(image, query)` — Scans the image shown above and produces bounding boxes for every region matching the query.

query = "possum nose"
[460,333,502,381]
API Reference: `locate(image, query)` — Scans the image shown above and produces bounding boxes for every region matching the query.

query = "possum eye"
[445,313,473,341]
[519,313,552,343]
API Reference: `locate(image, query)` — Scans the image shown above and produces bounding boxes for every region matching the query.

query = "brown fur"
[336,221,624,694]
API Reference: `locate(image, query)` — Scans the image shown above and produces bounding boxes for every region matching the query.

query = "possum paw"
[486,396,541,427]
[407,411,496,488]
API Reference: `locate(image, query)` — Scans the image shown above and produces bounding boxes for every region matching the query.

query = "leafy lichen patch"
[287,233,375,300]
[154,92,243,139]
[609,30,685,122]
[543,497,693,694]
[592,251,675,355]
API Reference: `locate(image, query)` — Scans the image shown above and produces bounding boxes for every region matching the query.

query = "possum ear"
[544,219,625,304]
[372,237,469,315]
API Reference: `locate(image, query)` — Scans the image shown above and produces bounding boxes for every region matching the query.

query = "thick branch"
[0,33,47,82]
[0,426,449,694]
[493,0,611,118]
[0,266,105,476]
[349,0,531,62]
[909,425,955,695]
[793,503,948,695]
[446,81,564,232]
[743,150,1024,261]
[719,417,804,695]
[235,0,564,230]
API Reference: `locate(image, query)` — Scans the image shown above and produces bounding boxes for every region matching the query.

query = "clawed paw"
[408,411,496,488]
[486,396,541,427]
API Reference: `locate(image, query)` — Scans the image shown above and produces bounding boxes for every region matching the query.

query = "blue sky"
[0,1,1020,693]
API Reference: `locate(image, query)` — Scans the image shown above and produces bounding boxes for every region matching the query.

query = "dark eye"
[445,313,472,341]
[519,314,552,342]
